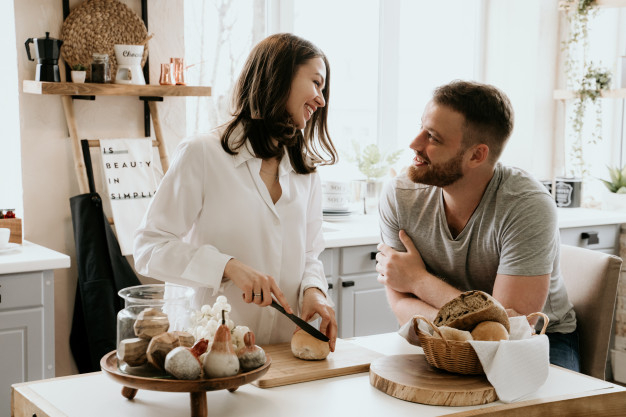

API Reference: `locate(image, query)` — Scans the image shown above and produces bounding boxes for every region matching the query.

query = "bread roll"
[471,321,509,341]
[291,329,330,360]
[432,326,473,342]
[434,290,510,332]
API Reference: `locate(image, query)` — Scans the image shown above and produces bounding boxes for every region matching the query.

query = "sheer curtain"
[184,0,266,135]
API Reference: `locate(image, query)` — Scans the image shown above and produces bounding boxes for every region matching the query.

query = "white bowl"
[322,193,351,211]
[322,181,351,195]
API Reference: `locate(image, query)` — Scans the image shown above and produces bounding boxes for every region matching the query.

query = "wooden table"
[12,333,626,417]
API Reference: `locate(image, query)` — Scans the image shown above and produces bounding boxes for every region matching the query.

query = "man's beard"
[407,149,465,187]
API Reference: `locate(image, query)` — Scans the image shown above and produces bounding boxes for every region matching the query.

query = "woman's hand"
[224,258,293,314]
[301,287,337,352]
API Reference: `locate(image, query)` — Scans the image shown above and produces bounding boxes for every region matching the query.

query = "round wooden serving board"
[369,354,497,406]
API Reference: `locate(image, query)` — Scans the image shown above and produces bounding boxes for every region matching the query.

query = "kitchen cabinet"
[0,242,70,417]
[560,224,620,254]
[321,244,398,338]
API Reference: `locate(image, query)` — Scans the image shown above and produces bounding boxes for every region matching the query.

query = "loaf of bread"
[291,329,330,360]
[432,326,473,342]
[434,290,510,332]
[470,321,509,341]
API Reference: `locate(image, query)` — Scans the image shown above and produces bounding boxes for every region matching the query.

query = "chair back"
[559,244,622,379]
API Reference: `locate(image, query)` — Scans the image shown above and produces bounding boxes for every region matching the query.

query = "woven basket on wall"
[414,312,549,375]
[61,0,149,81]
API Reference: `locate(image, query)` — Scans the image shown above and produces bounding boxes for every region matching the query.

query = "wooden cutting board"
[370,354,497,406]
[253,338,383,388]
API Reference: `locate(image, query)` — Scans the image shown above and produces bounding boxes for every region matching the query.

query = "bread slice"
[434,290,510,332]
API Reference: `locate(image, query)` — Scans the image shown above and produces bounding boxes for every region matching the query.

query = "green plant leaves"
[600,165,626,193]
[347,141,402,180]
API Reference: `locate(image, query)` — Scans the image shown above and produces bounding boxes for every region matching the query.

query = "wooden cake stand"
[100,351,271,417]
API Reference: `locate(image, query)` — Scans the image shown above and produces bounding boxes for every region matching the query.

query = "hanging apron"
[69,140,141,373]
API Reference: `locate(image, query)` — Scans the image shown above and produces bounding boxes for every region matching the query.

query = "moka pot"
[25,32,63,82]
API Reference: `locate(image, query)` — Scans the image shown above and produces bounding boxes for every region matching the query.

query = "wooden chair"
[559,244,623,380]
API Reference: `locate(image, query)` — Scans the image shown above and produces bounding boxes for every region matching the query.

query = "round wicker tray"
[61,0,149,81]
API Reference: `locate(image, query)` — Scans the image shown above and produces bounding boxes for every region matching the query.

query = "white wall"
[12,0,186,376]
[0,1,22,214]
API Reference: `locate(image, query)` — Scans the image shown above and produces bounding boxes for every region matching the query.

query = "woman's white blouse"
[134,126,328,344]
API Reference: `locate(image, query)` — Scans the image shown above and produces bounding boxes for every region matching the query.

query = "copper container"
[170,57,186,85]
[159,63,175,85]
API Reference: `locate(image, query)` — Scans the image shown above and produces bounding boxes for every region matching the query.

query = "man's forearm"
[409,270,462,313]
[386,287,439,325]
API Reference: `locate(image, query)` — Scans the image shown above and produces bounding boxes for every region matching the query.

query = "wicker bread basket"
[413,312,549,375]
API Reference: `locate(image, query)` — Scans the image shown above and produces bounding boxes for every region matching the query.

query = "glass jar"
[90,53,111,83]
[116,284,195,376]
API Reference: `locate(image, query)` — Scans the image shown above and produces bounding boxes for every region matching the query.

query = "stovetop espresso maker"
[25,32,63,82]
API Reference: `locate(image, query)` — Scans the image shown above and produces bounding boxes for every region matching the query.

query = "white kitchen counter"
[0,241,70,274]
[323,208,626,248]
[11,332,626,417]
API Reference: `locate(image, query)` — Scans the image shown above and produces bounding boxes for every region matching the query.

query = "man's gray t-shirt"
[379,163,576,333]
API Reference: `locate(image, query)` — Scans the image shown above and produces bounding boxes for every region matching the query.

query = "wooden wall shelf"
[22,80,212,194]
[553,88,626,100]
[23,80,212,97]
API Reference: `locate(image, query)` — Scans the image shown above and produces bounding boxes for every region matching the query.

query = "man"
[376,80,579,371]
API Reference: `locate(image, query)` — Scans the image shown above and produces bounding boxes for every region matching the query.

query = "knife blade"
[270,300,330,342]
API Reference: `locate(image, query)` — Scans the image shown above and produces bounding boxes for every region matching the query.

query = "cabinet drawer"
[560,225,619,251]
[338,273,398,338]
[0,272,44,311]
[319,249,334,277]
[340,245,378,275]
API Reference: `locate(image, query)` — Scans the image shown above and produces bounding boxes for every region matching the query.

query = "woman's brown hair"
[220,33,337,174]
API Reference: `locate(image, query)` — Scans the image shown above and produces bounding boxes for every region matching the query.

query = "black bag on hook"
[69,139,141,373]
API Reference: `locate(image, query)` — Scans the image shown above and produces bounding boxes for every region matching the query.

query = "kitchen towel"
[399,315,549,403]
[468,317,549,403]
[99,139,162,255]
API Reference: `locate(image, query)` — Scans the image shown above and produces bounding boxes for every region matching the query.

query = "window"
[184,0,266,133]
[290,0,481,179]
[183,0,626,193]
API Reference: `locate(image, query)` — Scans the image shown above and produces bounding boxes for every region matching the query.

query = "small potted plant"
[599,165,626,211]
[347,141,402,214]
[71,64,87,83]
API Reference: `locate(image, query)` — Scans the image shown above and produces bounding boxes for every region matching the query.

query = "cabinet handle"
[581,232,599,245]
[342,281,355,288]
[328,283,333,289]
[370,251,378,260]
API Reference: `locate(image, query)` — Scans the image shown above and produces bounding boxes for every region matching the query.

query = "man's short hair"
[432,80,514,162]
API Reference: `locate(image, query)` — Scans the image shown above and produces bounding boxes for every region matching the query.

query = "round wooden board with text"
[369,354,497,406]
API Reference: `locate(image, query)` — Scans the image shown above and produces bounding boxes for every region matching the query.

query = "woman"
[134,33,338,350]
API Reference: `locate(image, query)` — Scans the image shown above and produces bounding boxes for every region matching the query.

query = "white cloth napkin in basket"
[399,316,549,403]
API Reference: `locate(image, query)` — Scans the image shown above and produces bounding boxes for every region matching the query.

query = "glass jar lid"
[92,53,109,61]
[118,284,195,307]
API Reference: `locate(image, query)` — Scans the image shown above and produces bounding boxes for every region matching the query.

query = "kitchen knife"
[270,300,330,342]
